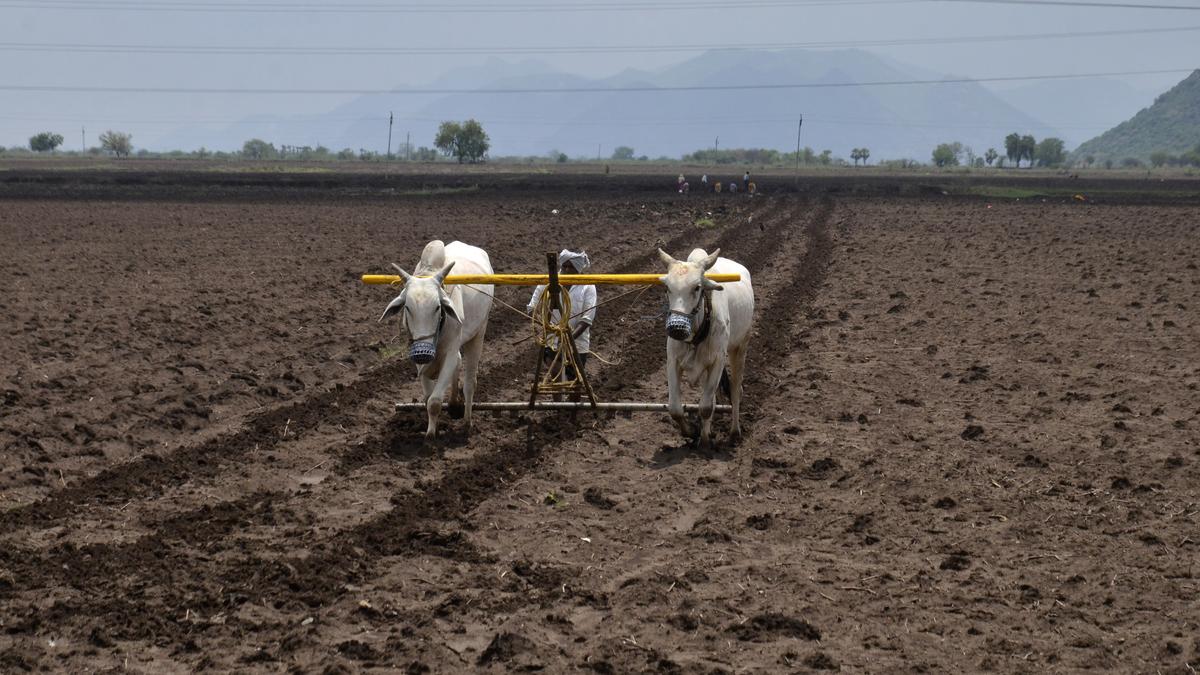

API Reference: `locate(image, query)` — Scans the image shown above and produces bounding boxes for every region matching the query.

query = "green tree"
[1004,133,1022,168]
[1148,150,1171,167]
[1020,135,1037,167]
[99,130,132,158]
[611,146,635,160]
[435,119,490,163]
[850,148,862,166]
[984,148,998,166]
[29,132,64,152]
[860,147,869,165]
[241,138,277,160]
[818,149,832,166]
[932,142,962,167]
[1182,143,1200,167]
[1034,137,1066,167]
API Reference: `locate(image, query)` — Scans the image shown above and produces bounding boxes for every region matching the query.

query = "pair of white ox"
[379,240,754,445]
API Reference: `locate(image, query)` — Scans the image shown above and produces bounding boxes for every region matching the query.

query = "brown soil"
[1,170,1198,673]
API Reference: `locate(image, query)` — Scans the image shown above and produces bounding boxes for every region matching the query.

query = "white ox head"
[379,261,458,365]
[658,247,723,342]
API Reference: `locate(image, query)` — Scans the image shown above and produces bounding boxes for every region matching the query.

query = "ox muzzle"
[666,312,694,342]
[409,340,437,365]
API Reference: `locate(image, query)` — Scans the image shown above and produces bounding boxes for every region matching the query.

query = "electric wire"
[5,0,1200,11]
[2,24,1196,56]
[0,67,1190,95]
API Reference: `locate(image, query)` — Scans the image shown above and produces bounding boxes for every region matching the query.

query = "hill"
[156,49,1058,161]
[1070,70,1200,164]
[989,77,1155,148]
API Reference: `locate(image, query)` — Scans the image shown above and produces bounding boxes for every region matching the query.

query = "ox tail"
[719,367,731,400]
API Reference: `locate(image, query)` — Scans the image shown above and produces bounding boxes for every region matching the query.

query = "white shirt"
[528,284,597,354]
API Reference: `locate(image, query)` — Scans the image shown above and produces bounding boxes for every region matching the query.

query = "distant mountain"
[1070,70,1200,163]
[989,77,1155,148]
[156,49,1061,160]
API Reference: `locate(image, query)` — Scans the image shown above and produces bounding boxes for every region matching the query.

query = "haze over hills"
[156,48,1074,160]
[988,77,1157,148]
[1070,70,1200,163]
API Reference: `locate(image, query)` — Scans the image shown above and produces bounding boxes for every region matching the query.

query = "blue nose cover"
[410,341,437,365]
[666,313,693,341]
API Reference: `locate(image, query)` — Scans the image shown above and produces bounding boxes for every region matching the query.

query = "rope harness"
[666,287,712,345]
[407,308,445,365]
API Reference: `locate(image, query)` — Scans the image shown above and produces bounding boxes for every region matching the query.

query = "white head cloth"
[558,249,590,272]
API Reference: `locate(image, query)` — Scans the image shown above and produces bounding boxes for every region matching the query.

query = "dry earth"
[0,170,1197,673]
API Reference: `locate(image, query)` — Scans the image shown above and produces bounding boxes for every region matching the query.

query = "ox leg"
[666,359,694,439]
[419,367,435,401]
[425,356,460,441]
[698,364,723,448]
[461,330,486,433]
[729,345,748,439]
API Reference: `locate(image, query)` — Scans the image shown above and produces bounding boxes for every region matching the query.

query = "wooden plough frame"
[364,253,739,414]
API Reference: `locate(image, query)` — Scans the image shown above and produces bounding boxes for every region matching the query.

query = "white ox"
[380,240,494,440]
[658,247,754,446]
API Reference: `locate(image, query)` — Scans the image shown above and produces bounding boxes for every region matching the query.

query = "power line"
[0,0,921,13]
[0,67,1190,96]
[941,0,1200,9]
[7,0,1200,11]
[0,111,1118,130]
[2,25,1197,56]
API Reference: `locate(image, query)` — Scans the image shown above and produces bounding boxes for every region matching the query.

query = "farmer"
[701,174,709,191]
[526,249,597,384]
[743,170,751,192]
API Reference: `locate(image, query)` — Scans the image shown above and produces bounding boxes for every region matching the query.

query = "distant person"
[728,181,738,194]
[742,171,750,192]
[701,174,709,191]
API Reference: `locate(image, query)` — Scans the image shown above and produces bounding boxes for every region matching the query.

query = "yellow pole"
[361,273,741,286]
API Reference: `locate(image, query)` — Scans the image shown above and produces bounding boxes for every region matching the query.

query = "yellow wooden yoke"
[361,273,741,286]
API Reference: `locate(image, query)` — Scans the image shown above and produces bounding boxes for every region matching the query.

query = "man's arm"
[572,285,598,339]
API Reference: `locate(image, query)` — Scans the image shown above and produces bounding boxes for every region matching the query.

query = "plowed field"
[1,169,1198,673]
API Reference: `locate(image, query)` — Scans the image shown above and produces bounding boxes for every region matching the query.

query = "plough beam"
[395,402,733,412]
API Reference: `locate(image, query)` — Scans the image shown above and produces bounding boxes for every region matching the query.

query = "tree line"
[929,134,1066,169]
[12,119,1200,170]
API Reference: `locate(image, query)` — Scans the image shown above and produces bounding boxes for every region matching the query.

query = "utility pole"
[794,115,804,184]
[81,126,85,151]
[387,112,394,160]
[597,143,601,161]
[405,132,410,161]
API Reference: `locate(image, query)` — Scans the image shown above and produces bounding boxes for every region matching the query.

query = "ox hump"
[415,240,447,275]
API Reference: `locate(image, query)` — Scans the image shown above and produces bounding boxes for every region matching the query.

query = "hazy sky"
[1,0,1196,149]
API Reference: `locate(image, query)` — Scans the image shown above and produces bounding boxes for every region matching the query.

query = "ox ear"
[702,277,724,292]
[657,248,677,267]
[390,263,414,283]
[700,248,721,271]
[433,260,456,285]
[379,291,406,322]
[438,288,461,323]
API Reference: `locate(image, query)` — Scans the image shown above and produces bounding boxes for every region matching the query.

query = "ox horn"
[390,263,414,282]
[701,248,721,270]
[433,260,456,285]
[657,248,678,266]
